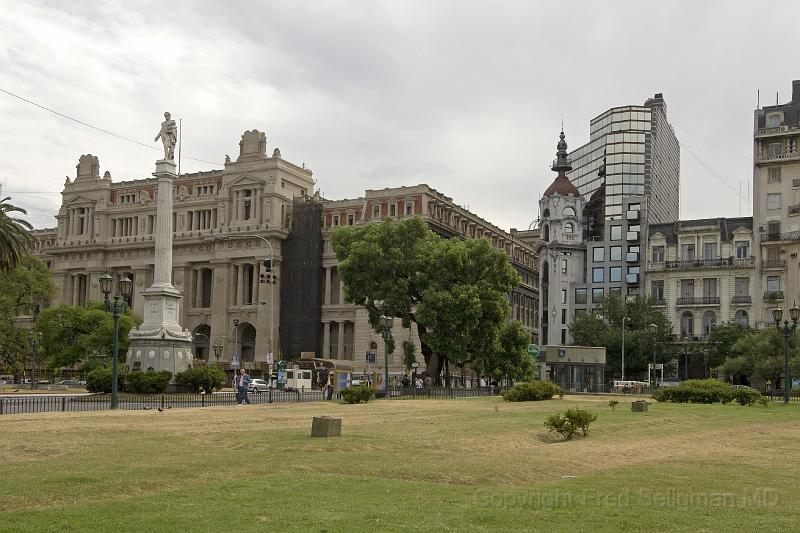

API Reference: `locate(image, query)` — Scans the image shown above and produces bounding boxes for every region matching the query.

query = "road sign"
[527,343,540,357]
[231,355,240,367]
[266,352,274,365]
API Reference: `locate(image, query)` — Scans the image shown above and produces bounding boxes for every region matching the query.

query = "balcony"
[731,295,752,305]
[761,231,800,242]
[756,150,800,164]
[755,124,800,138]
[789,204,800,216]
[676,296,720,306]
[761,259,786,270]
[658,257,754,271]
[651,298,666,307]
[763,291,785,302]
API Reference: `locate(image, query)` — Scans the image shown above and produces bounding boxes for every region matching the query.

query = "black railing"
[387,386,496,399]
[651,298,666,306]
[762,231,800,242]
[761,259,786,269]
[663,257,753,270]
[731,295,752,304]
[676,296,720,305]
[763,291,785,301]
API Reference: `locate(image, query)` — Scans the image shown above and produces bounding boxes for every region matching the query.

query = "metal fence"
[386,386,498,399]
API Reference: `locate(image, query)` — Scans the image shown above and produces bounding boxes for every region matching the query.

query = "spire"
[551,130,572,174]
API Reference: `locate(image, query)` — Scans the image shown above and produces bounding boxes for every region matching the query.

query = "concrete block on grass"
[311,416,342,437]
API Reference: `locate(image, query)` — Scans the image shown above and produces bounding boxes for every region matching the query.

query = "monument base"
[126,336,193,376]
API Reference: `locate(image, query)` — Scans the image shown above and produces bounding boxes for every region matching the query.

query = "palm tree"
[0,196,34,272]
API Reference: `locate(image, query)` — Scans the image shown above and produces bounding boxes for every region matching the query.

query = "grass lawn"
[1,396,798,532]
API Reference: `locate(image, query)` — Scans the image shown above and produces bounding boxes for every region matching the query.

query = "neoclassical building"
[32,129,538,378]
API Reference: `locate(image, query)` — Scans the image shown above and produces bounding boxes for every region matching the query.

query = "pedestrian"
[415,376,424,389]
[479,377,486,388]
[235,368,252,405]
[326,378,334,400]
[401,375,410,389]
[424,374,433,389]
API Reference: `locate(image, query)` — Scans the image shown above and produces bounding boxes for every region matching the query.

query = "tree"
[569,294,672,378]
[35,302,141,369]
[471,320,534,380]
[707,321,750,371]
[0,196,35,273]
[176,367,226,393]
[719,327,800,387]
[332,217,520,383]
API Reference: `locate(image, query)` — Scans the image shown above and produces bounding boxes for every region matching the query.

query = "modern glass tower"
[567,93,680,223]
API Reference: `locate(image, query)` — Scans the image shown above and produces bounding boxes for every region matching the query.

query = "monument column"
[127,112,193,380]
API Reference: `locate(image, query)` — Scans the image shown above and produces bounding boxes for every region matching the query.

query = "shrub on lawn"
[175,367,226,394]
[124,370,172,393]
[341,384,374,404]
[86,368,118,393]
[652,379,766,406]
[608,399,619,410]
[500,381,561,402]
[544,408,598,440]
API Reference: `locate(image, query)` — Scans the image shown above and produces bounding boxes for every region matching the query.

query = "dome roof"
[543,173,580,198]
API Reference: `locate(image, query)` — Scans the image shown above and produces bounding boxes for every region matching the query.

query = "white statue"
[154,112,178,160]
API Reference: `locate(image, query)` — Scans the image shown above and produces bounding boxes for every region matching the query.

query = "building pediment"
[227,174,264,189]
[66,194,96,206]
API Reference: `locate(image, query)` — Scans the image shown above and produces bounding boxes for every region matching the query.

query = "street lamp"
[27,330,43,390]
[411,361,420,388]
[648,323,658,390]
[772,304,800,405]
[681,336,690,381]
[379,315,393,399]
[621,316,631,381]
[99,273,133,409]
[232,318,240,368]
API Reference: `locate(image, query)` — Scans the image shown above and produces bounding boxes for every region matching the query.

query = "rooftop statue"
[154,111,177,161]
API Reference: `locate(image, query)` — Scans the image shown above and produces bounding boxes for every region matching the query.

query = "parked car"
[59,380,82,387]
[248,379,270,393]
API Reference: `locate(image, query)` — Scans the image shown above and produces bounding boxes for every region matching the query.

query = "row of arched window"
[680,310,748,337]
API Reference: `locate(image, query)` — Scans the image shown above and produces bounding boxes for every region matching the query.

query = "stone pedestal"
[631,400,648,412]
[127,158,192,376]
[311,416,342,437]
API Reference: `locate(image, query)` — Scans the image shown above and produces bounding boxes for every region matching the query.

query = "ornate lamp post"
[232,318,240,368]
[379,315,393,399]
[213,343,223,365]
[621,316,631,381]
[99,273,133,409]
[648,323,658,390]
[27,331,43,390]
[772,305,800,405]
[411,361,420,388]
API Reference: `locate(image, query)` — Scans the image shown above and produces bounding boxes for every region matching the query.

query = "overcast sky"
[1,1,796,231]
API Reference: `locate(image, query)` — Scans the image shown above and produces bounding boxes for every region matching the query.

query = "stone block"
[631,400,648,412]
[311,416,342,437]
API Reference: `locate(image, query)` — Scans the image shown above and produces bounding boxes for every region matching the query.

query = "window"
[610,266,622,282]
[735,241,749,258]
[405,201,414,215]
[372,205,381,218]
[593,247,604,262]
[768,167,782,183]
[681,311,694,337]
[767,221,780,236]
[592,267,604,283]
[680,279,695,298]
[563,207,575,217]
[735,310,748,327]
[543,225,549,242]
[609,287,621,296]
[561,289,567,304]
[592,288,604,303]
[703,241,717,259]
[652,246,665,263]
[680,243,695,260]
[347,214,355,226]
[702,311,717,336]
[651,280,664,301]
[703,278,717,297]
[561,329,567,345]
[767,114,781,128]
[735,278,749,296]
[575,288,587,305]
[767,275,781,292]
[561,258,568,274]
[767,193,781,210]
[389,204,397,217]
[610,246,622,261]
[564,222,575,234]
[331,215,340,227]
[610,225,622,240]
[561,309,567,324]
[768,143,781,157]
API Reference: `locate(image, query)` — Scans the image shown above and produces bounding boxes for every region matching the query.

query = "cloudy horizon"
[1,1,796,231]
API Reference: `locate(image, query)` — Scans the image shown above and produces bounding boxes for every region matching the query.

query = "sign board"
[266,352,274,365]
[231,355,239,367]
[527,344,540,357]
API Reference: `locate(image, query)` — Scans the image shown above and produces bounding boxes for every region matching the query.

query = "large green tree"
[0,255,55,373]
[332,217,521,383]
[470,320,534,380]
[0,196,35,273]
[35,302,141,370]
[569,294,672,378]
[719,327,800,387]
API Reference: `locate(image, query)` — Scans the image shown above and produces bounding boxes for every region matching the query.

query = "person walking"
[235,368,252,405]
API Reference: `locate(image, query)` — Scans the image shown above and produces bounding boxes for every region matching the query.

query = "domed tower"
[537,131,586,346]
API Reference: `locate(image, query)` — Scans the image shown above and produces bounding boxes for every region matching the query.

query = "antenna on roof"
[757,89,760,110]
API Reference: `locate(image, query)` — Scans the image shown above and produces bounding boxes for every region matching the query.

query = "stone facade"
[753,80,800,326]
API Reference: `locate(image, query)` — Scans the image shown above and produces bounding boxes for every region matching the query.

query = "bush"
[732,387,765,407]
[86,368,117,393]
[652,379,736,405]
[500,381,561,402]
[175,367,226,394]
[124,370,172,393]
[544,408,598,440]
[341,384,374,404]
[544,413,575,440]
[608,400,619,410]
[564,408,598,436]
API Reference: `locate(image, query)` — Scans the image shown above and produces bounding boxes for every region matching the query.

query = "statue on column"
[154,112,178,161]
